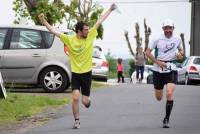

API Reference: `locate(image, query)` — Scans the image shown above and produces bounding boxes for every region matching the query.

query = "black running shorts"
[153,70,177,90]
[71,71,92,96]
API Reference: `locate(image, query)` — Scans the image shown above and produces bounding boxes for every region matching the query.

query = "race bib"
[159,62,176,73]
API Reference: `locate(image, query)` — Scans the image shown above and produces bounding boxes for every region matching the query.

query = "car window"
[10,29,42,49]
[43,31,54,48]
[0,29,7,49]
[193,58,200,65]
[93,47,102,59]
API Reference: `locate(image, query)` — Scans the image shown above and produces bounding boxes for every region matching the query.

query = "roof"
[0,24,70,33]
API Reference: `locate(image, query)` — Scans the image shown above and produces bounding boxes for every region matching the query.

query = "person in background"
[135,46,146,83]
[117,58,124,83]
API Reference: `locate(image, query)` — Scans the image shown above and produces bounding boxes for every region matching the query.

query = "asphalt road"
[23,83,200,134]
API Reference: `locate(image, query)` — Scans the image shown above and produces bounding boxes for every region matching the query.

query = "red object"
[64,46,69,55]
[189,66,198,72]
[117,64,123,71]
[102,61,109,68]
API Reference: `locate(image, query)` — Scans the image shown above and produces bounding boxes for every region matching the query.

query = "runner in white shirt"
[146,19,184,128]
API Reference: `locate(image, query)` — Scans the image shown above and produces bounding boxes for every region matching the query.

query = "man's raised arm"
[38,13,62,38]
[94,3,116,29]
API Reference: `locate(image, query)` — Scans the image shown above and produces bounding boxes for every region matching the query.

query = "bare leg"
[155,89,163,101]
[82,95,91,108]
[165,83,175,119]
[72,90,80,120]
[166,83,175,100]
[163,83,175,128]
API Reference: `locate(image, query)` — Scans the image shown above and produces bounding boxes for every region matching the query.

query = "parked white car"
[0,25,71,93]
[177,56,200,85]
[92,46,109,82]
[131,65,153,83]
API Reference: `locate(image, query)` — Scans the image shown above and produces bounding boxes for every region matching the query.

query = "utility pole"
[190,0,200,56]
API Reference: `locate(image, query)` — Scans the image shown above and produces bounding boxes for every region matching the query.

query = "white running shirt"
[149,34,183,73]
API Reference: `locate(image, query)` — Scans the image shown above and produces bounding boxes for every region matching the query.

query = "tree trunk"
[180,33,186,56]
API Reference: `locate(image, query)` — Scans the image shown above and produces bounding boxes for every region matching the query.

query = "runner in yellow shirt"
[38,3,116,129]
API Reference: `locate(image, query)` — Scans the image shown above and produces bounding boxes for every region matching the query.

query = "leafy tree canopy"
[13,0,104,39]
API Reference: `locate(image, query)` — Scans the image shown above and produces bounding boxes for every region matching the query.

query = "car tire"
[147,77,150,84]
[40,67,69,93]
[102,77,108,82]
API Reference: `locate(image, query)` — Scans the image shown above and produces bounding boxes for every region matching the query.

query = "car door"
[1,28,46,82]
[0,28,8,76]
[178,58,190,82]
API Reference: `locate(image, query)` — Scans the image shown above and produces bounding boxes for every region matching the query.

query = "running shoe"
[73,120,80,129]
[163,118,170,128]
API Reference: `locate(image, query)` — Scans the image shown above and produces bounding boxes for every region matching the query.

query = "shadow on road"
[5,85,72,94]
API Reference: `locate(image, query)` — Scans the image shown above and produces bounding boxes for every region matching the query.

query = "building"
[190,0,200,56]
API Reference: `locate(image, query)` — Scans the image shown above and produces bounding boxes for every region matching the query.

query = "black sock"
[75,118,79,121]
[165,100,174,120]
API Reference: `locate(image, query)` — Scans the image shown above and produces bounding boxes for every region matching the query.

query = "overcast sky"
[0,0,191,58]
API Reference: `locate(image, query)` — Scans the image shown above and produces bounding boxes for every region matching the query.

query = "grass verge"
[0,93,69,125]
[0,81,107,125]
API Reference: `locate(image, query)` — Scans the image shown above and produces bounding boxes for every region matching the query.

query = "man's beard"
[165,31,172,38]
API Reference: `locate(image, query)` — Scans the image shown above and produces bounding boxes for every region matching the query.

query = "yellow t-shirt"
[60,26,98,73]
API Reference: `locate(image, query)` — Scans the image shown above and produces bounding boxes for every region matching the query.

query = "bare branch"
[124,31,135,57]
[144,18,151,51]
[180,33,186,55]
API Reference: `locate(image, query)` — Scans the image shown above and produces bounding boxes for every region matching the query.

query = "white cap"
[162,19,174,27]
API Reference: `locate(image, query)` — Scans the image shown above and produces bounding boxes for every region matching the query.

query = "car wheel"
[40,67,69,93]
[101,77,108,82]
[185,74,191,85]
[147,77,150,84]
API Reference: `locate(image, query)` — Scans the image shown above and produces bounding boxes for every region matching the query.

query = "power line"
[96,0,190,4]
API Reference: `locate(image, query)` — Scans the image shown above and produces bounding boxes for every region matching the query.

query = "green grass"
[0,93,69,125]
[108,71,117,78]
[91,81,108,91]
[0,81,107,125]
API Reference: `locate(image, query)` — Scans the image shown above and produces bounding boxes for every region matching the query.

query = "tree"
[105,51,117,78]
[144,19,151,52]
[180,33,186,57]
[134,22,142,51]
[13,0,104,39]
[124,19,151,75]
[124,31,135,57]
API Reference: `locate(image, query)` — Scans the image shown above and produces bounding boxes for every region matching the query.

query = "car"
[146,71,153,84]
[131,65,153,83]
[177,56,200,85]
[0,25,72,93]
[92,46,109,82]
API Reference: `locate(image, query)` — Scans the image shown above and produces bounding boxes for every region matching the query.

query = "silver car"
[177,56,200,85]
[92,46,109,81]
[0,25,71,92]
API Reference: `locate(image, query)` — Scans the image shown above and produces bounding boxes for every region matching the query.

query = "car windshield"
[193,58,200,65]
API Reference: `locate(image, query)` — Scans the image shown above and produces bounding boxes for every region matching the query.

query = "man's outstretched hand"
[38,13,45,24]
[110,3,117,11]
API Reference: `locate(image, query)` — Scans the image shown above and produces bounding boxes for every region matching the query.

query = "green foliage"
[13,0,66,25]
[13,0,104,39]
[146,59,154,65]
[105,52,117,78]
[128,59,135,77]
